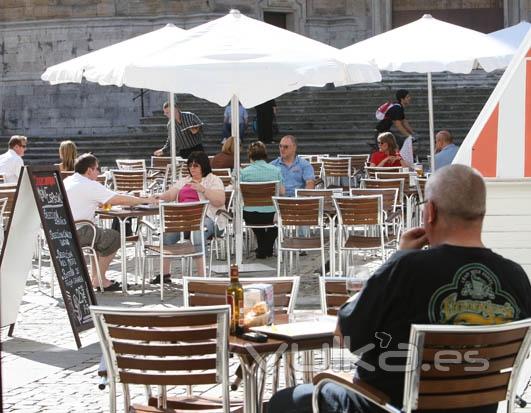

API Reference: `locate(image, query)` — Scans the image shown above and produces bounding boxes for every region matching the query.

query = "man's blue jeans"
[267,383,384,413]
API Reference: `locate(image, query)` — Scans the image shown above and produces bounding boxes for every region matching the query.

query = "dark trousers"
[267,383,384,413]
[179,143,204,159]
[243,211,277,256]
[222,122,245,139]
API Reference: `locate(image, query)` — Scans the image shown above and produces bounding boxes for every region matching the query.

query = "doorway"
[264,12,287,30]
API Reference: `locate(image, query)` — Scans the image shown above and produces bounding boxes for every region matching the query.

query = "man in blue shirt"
[434,130,459,170]
[270,135,315,196]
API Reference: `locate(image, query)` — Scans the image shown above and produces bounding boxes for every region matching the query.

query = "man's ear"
[426,200,437,225]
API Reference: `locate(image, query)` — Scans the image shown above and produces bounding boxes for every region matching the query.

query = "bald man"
[434,130,459,170]
[268,164,531,413]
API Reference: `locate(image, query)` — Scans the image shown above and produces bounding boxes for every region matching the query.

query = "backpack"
[375,101,398,120]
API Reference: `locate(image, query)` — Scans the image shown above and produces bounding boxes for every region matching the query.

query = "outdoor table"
[96,205,158,293]
[233,314,336,413]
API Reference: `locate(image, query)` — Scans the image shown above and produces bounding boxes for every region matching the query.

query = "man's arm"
[109,194,157,206]
[392,119,411,137]
[305,180,315,189]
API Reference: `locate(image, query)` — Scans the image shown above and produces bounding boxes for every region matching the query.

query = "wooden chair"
[183,276,300,315]
[319,277,350,316]
[361,178,405,212]
[219,175,232,187]
[296,188,342,212]
[365,166,402,179]
[111,169,147,193]
[273,196,326,277]
[90,304,236,413]
[143,201,209,300]
[239,181,279,256]
[151,156,185,168]
[0,187,17,230]
[59,170,74,180]
[333,195,396,272]
[212,168,232,177]
[312,318,531,413]
[115,159,146,170]
[310,161,323,181]
[414,177,428,226]
[337,154,370,184]
[209,189,234,276]
[321,157,352,192]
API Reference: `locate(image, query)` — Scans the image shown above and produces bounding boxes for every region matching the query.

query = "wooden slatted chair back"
[337,154,370,174]
[161,201,208,234]
[361,178,404,204]
[90,305,231,411]
[350,188,398,214]
[415,177,428,203]
[224,189,234,211]
[240,181,279,208]
[111,169,146,193]
[375,172,411,183]
[220,175,232,187]
[212,168,231,177]
[333,195,382,226]
[59,170,74,180]
[404,320,531,412]
[311,162,323,179]
[322,157,351,178]
[183,276,300,315]
[296,188,341,212]
[274,197,324,227]
[116,159,146,170]
[366,166,402,179]
[0,188,17,227]
[96,174,107,186]
[151,156,185,168]
[319,278,350,316]
[300,154,329,163]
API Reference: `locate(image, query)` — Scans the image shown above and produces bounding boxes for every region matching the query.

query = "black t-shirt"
[338,245,531,413]
[375,103,405,133]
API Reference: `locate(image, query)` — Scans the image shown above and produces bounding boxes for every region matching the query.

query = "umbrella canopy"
[122,9,381,267]
[489,21,531,52]
[340,14,514,171]
[41,23,188,86]
[123,10,380,108]
[454,30,531,178]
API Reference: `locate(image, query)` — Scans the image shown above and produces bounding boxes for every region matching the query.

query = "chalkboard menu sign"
[28,166,97,347]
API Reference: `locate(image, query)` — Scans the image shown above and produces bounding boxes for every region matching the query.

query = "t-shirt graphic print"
[428,263,520,325]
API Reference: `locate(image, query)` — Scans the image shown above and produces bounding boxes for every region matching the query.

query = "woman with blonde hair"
[210,136,235,169]
[58,140,78,172]
[369,132,411,168]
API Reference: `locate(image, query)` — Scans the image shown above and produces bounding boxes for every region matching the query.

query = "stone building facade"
[0,0,529,137]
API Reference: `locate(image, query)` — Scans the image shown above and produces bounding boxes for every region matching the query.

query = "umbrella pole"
[427,72,435,172]
[231,95,243,266]
[169,92,177,182]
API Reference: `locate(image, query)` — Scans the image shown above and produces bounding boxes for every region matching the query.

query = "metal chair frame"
[312,318,531,413]
[90,304,231,413]
[115,159,146,170]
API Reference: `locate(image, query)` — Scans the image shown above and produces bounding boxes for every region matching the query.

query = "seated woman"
[241,141,284,259]
[370,132,412,168]
[58,140,78,172]
[155,151,226,281]
[210,136,234,169]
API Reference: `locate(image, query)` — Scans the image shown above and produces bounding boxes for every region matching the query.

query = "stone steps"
[12,71,501,167]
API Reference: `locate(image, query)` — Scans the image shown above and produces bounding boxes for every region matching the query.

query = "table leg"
[237,354,261,413]
[118,217,127,293]
[405,194,414,230]
[302,351,315,383]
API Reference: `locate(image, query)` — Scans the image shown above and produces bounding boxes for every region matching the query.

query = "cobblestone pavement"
[2,250,530,412]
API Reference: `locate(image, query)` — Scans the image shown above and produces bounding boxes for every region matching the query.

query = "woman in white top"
[155,151,225,281]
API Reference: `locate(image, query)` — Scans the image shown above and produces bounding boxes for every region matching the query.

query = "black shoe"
[256,252,268,259]
[95,281,122,292]
[150,274,172,284]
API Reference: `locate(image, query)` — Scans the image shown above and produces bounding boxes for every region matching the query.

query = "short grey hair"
[281,135,297,147]
[425,164,486,221]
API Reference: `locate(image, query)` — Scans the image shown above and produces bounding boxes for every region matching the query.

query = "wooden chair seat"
[281,237,323,250]
[147,395,244,412]
[345,234,396,249]
[145,242,199,256]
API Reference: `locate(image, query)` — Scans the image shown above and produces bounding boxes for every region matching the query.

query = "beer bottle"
[226,264,244,335]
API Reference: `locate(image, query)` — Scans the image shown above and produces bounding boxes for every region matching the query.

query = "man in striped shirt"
[153,101,205,159]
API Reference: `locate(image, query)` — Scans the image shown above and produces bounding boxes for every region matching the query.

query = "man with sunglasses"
[0,135,27,183]
[270,135,315,197]
[64,154,157,291]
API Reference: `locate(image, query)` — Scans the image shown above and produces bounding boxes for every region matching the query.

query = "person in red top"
[370,132,412,168]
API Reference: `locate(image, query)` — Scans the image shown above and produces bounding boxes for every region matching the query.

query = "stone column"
[504,0,529,26]
[371,0,392,35]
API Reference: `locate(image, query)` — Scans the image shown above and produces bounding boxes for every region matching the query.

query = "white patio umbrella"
[340,14,514,171]
[122,9,381,268]
[41,24,189,176]
[489,21,531,52]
